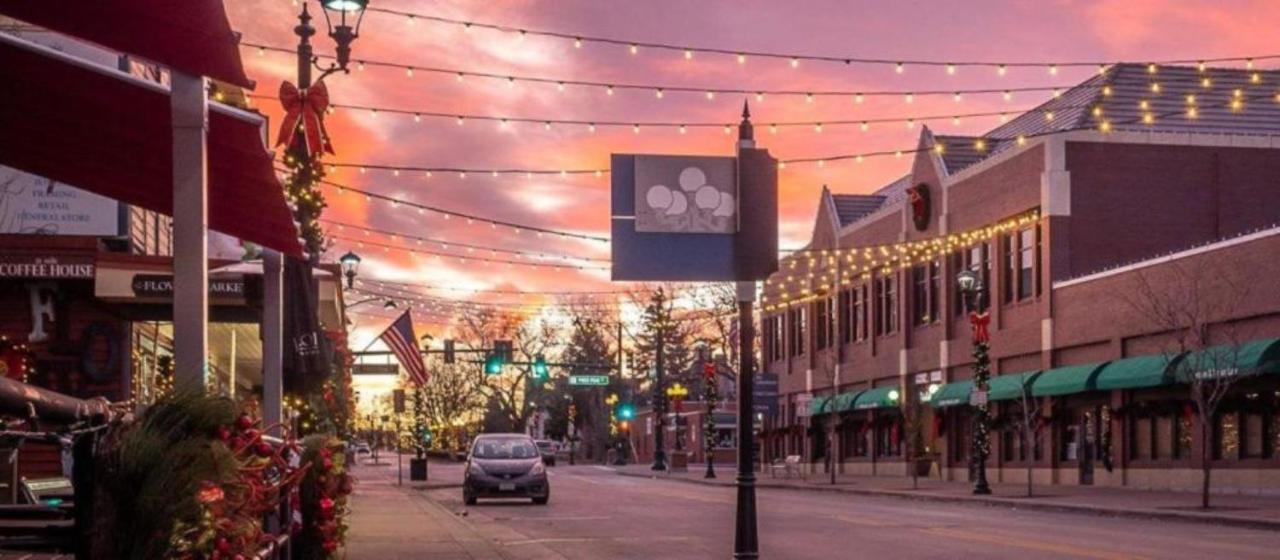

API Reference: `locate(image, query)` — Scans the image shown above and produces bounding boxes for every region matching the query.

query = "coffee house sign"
[0,256,94,279]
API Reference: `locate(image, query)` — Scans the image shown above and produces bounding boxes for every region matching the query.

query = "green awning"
[1096,354,1176,391]
[1177,338,1280,382]
[852,386,901,410]
[929,380,972,408]
[989,371,1040,401]
[1031,362,1106,397]
[808,395,831,416]
[832,391,861,412]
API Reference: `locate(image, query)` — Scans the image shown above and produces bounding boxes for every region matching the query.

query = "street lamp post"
[651,290,668,471]
[339,251,361,289]
[956,270,993,495]
[666,383,689,452]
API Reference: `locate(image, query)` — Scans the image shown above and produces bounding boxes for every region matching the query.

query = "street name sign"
[569,375,610,386]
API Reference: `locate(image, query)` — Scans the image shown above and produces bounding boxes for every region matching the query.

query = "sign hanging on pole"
[568,375,610,386]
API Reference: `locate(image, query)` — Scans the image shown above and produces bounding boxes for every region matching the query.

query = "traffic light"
[532,355,549,380]
[619,420,630,432]
[616,403,635,421]
[703,361,716,379]
[443,339,455,364]
[493,340,513,362]
[484,352,503,375]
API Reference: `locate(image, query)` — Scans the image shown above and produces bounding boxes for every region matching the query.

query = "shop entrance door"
[1079,408,1096,485]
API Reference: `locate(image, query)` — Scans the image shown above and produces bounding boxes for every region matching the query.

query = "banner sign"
[353,363,399,375]
[610,149,778,281]
[569,375,610,386]
[753,373,779,415]
[0,167,123,236]
[0,256,94,279]
[131,274,245,299]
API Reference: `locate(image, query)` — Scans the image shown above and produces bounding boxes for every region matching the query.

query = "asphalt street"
[406,463,1280,560]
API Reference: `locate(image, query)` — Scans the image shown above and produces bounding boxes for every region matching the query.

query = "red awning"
[0,0,253,88]
[0,35,303,257]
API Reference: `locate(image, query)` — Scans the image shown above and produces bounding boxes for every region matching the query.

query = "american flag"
[377,311,428,387]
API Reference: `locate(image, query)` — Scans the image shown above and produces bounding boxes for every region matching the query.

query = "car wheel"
[532,496,549,505]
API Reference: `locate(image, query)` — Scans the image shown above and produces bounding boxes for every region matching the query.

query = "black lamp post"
[957,269,993,495]
[295,0,369,91]
[338,250,361,289]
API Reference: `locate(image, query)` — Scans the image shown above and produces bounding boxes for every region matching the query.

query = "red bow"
[969,311,991,344]
[276,80,334,155]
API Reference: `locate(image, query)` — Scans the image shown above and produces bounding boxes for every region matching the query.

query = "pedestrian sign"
[569,375,610,386]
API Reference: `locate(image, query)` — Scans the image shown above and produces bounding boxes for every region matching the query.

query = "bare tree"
[903,384,928,490]
[1012,372,1044,497]
[418,361,482,448]
[1123,262,1256,509]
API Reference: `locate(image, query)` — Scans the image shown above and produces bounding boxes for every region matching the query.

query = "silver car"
[463,434,549,505]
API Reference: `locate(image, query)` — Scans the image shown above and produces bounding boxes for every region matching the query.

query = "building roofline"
[1054,223,1280,289]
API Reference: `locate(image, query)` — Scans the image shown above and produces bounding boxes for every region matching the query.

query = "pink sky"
[226,0,1278,338]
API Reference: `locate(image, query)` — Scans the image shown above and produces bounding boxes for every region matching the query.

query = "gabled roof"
[830,193,887,227]
[934,135,1010,175]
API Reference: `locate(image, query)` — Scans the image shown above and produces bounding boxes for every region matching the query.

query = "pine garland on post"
[281,130,328,261]
[702,363,718,479]
[970,338,992,494]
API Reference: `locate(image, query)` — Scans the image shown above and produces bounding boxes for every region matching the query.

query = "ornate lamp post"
[956,269,993,495]
[666,382,689,451]
[338,251,361,289]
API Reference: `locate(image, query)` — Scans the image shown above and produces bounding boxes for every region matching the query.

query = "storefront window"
[1156,415,1174,460]
[1243,411,1265,459]
[816,298,830,350]
[1215,412,1239,461]
[1018,228,1035,300]
[1133,416,1153,460]
[1177,415,1193,459]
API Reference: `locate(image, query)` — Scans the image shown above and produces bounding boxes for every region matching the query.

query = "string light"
[357,7,1280,77]
[324,219,608,263]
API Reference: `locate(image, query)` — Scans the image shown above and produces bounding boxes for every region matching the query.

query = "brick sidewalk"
[344,457,502,560]
[615,464,1280,530]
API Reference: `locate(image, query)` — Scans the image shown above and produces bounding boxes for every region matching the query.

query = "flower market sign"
[610,150,778,281]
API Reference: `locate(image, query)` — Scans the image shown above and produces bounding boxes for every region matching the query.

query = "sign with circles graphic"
[634,155,736,234]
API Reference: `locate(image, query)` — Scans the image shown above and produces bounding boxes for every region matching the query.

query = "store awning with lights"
[852,386,900,411]
[930,372,1040,408]
[1094,355,1177,391]
[0,32,302,257]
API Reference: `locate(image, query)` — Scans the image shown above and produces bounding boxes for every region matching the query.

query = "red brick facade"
[759,129,1280,491]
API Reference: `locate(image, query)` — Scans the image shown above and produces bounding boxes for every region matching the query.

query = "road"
[362,460,1280,559]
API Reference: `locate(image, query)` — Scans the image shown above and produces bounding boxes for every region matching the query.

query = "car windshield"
[535,441,553,450]
[473,438,538,459]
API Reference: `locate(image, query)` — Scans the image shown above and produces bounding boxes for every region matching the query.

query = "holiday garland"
[95,394,305,559]
[295,435,355,559]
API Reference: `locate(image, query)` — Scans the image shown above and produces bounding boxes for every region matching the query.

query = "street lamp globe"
[955,269,978,295]
[382,300,397,310]
[319,0,369,71]
[338,250,361,288]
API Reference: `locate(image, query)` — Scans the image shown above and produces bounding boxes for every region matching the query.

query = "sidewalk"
[614,464,1280,530]
[344,456,501,560]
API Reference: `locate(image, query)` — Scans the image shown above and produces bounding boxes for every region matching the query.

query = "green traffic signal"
[617,403,635,420]
[484,352,503,375]
[533,355,549,380]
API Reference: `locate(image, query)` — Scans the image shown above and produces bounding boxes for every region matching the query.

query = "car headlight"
[468,463,486,477]
[529,462,545,476]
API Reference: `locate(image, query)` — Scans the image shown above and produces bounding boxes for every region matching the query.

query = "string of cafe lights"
[321,219,609,263]
[352,285,739,323]
[312,70,1280,177]
[303,174,610,243]
[331,233,609,271]
[762,211,1041,312]
[785,78,1280,170]
[364,5,1279,73]
[244,42,1082,101]
[305,96,1076,134]
[360,277,726,301]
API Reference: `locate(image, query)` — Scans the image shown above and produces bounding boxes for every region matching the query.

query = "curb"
[613,470,1280,532]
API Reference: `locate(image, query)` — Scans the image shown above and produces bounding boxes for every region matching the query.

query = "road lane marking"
[921,527,1149,560]
[836,514,892,527]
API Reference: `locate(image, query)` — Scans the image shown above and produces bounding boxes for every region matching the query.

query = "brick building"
[759,63,1280,493]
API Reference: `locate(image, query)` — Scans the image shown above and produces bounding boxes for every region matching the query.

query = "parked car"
[352,441,372,455]
[463,433,549,505]
[534,439,558,466]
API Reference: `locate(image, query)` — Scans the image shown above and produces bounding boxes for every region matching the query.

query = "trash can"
[410,458,428,481]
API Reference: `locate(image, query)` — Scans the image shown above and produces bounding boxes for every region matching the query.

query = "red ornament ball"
[235,414,254,431]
